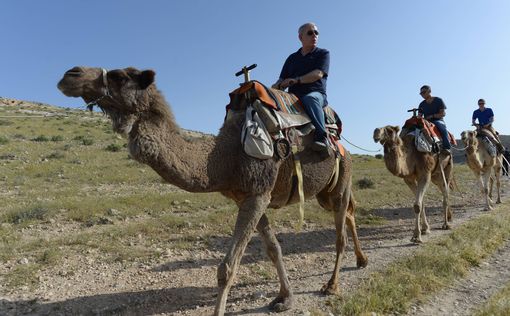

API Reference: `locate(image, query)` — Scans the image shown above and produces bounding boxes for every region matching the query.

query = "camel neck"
[127,99,222,193]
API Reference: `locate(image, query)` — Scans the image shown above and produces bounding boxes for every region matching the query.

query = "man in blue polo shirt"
[418,85,451,154]
[472,98,505,152]
[272,22,330,152]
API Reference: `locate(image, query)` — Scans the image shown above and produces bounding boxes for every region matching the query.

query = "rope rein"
[341,135,382,153]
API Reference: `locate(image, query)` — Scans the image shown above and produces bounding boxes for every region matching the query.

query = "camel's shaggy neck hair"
[126,87,221,192]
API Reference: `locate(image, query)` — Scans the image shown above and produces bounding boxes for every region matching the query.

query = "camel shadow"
[0,286,215,316]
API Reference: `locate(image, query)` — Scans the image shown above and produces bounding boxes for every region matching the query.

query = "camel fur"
[373,125,453,243]
[460,130,502,211]
[57,66,368,315]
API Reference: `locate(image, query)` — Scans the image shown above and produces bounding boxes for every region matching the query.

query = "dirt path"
[1,179,509,316]
[408,239,510,316]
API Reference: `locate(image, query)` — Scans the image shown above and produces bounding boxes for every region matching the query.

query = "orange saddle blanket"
[403,116,457,145]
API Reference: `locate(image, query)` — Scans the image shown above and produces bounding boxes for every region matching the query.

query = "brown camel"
[57,66,368,315]
[373,125,453,243]
[460,130,502,210]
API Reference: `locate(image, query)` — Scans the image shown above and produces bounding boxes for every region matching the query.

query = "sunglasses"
[419,91,428,95]
[306,30,319,36]
[478,103,485,105]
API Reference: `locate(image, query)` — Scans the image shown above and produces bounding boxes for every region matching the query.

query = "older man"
[272,22,330,152]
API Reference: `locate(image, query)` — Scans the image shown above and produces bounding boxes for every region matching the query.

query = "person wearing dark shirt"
[272,22,330,152]
[472,98,505,153]
[417,85,451,154]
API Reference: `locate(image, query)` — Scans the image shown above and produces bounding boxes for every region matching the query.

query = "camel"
[373,125,453,243]
[57,66,368,316]
[460,130,502,210]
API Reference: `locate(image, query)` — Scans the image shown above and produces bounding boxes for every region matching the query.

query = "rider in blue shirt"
[418,85,451,154]
[472,98,504,152]
[273,22,330,152]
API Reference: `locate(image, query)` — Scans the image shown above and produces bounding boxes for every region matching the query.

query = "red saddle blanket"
[403,117,457,145]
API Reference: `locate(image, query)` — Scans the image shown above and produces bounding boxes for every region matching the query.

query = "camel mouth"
[57,80,81,97]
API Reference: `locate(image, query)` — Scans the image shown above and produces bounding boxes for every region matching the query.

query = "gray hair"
[298,22,317,35]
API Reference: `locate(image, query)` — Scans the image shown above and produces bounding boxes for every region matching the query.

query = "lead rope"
[292,144,305,231]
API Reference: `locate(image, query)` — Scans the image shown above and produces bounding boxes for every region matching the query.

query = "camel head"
[461,130,478,148]
[373,125,401,145]
[58,66,158,135]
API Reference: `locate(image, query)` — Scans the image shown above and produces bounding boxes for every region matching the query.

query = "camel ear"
[138,70,155,89]
[392,125,400,133]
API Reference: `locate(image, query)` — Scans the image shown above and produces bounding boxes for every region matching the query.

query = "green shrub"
[105,143,123,152]
[375,154,383,159]
[32,135,49,142]
[46,151,65,160]
[81,138,94,146]
[357,177,375,189]
[4,206,50,224]
[0,135,9,145]
[51,135,64,142]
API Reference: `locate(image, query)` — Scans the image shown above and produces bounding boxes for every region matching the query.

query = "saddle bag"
[480,136,497,157]
[415,129,433,153]
[241,105,274,159]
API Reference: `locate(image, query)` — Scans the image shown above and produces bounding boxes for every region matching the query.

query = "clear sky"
[2,0,509,154]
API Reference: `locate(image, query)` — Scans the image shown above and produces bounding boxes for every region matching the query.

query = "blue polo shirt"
[279,47,330,103]
[418,97,446,119]
[472,108,494,125]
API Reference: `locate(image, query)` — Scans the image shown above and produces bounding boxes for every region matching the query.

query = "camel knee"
[265,243,280,263]
[217,262,232,288]
[413,204,421,214]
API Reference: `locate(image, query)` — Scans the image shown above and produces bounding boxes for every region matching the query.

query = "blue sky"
[2,0,509,154]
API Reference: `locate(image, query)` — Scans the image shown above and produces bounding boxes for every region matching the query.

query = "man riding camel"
[418,85,451,155]
[472,98,505,153]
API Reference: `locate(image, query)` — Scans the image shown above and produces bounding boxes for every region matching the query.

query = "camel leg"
[256,214,293,312]
[438,183,451,230]
[411,175,430,243]
[494,164,502,204]
[404,178,430,235]
[215,194,269,316]
[320,189,350,295]
[481,171,493,211]
[346,195,368,268]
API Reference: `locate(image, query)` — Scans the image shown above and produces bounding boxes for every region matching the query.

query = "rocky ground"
[0,176,508,316]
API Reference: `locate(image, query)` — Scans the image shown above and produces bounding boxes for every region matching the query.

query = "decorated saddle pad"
[403,116,456,145]
[227,80,305,114]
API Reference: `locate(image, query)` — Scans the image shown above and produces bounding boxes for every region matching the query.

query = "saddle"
[226,80,345,158]
[402,116,456,153]
[476,128,500,156]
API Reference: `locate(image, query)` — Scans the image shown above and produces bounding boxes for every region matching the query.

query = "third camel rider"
[472,98,505,153]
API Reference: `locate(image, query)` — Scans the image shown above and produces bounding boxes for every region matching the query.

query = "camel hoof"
[269,295,293,312]
[357,256,368,269]
[410,236,423,244]
[442,223,451,230]
[320,281,340,295]
[496,200,502,204]
[421,229,431,235]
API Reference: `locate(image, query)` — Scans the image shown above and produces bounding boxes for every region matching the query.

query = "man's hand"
[280,78,298,89]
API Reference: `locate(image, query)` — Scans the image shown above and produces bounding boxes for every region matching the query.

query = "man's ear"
[139,70,155,89]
